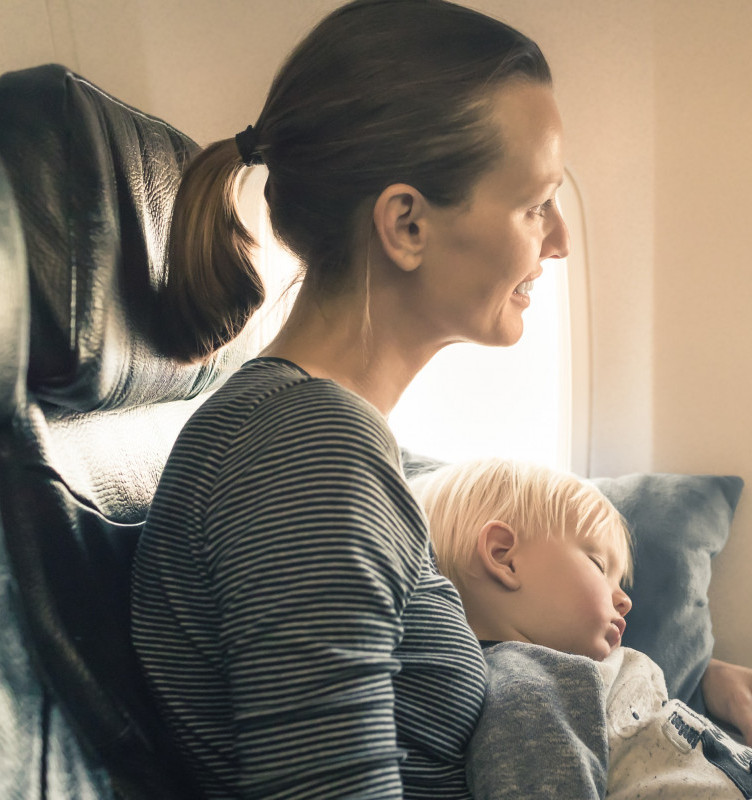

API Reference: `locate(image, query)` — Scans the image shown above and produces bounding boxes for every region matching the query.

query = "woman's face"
[414,81,569,348]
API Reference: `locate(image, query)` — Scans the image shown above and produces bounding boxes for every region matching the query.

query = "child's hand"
[702,657,752,745]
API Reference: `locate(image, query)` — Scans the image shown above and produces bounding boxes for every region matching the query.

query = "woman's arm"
[702,658,752,745]
[209,381,427,798]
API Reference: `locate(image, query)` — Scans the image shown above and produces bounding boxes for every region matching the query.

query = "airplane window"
[391,171,589,473]
[238,169,589,474]
[389,247,571,470]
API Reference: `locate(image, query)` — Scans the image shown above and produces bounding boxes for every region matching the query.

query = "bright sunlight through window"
[388,253,571,469]
[392,173,589,472]
[238,169,589,474]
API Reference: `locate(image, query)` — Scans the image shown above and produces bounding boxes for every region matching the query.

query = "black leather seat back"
[0,64,257,799]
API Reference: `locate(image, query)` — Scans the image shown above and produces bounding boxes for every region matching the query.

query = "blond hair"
[410,458,633,590]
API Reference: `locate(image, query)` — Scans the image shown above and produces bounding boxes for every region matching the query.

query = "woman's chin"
[491,325,524,348]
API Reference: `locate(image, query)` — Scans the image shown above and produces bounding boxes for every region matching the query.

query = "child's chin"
[588,643,615,662]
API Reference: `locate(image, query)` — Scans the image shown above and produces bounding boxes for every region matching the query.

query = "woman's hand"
[702,657,752,745]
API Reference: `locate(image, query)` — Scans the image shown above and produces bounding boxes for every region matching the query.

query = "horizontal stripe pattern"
[132,359,486,799]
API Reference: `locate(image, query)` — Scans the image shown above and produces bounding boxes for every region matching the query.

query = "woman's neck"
[260,283,438,416]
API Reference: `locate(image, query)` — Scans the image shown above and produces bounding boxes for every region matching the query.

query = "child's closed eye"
[588,556,606,574]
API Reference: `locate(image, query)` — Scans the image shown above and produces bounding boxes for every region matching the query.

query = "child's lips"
[606,618,626,648]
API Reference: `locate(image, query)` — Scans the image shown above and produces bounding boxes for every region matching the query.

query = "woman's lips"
[513,267,542,297]
[514,279,535,295]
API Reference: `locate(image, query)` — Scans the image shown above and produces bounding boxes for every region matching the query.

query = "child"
[411,458,752,800]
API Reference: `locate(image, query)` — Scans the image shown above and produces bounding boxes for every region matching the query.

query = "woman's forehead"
[484,82,564,189]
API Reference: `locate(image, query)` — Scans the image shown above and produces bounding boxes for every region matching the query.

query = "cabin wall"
[651,0,752,667]
[1,1,749,665]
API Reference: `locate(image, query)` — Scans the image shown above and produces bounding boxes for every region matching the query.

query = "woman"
[131,1,752,798]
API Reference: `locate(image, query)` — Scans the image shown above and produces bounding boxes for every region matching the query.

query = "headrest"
[0,159,29,422]
[0,64,255,413]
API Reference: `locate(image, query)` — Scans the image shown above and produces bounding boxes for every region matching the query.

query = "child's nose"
[614,588,632,617]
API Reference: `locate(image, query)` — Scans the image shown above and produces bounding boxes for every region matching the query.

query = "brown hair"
[162,0,552,362]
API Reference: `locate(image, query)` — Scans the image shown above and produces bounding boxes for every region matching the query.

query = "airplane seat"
[0,64,256,799]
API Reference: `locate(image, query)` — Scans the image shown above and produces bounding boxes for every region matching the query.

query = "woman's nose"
[542,207,570,261]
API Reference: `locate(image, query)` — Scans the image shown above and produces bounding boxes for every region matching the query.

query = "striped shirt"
[132,358,487,799]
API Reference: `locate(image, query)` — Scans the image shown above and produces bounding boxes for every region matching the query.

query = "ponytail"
[159,0,551,363]
[160,139,264,363]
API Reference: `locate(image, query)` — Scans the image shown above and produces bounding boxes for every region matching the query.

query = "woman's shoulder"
[204,357,381,416]
[242,355,392,426]
[183,356,402,470]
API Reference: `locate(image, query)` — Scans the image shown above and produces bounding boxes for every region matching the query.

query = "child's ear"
[372,183,429,273]
[477,521,521,591]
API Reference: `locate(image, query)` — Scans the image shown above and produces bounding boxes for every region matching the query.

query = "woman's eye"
[530,198,555,217]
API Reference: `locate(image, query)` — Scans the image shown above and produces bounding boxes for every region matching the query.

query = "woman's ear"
[477,521,521,591]
[372,183,429,273]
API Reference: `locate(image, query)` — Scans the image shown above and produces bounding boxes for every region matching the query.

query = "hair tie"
[235,124,264,166]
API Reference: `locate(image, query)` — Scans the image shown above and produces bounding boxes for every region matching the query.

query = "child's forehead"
[576,530,620,554]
